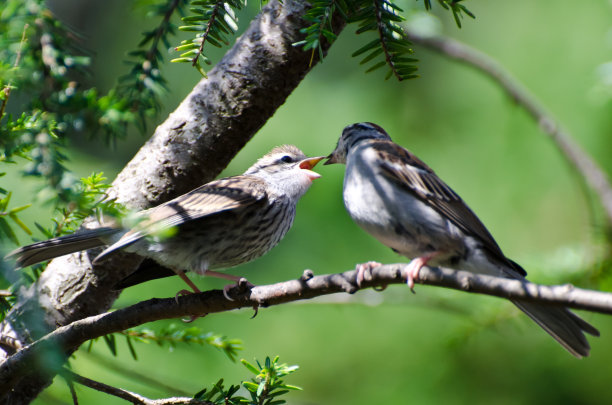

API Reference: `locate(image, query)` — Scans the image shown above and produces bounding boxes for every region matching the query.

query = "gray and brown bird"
[7,145,324,298]
[325,122,599,358]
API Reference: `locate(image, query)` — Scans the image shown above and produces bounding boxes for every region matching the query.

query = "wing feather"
[94,176,269,261]
[371,140,525,276]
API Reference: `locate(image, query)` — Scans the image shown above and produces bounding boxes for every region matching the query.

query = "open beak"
[298,156,325,180]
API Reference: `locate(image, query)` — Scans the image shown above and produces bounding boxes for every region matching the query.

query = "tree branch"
[59,369,211,405]
[0,1,346,402]
[1,263,609,395]
[404,28,612,229]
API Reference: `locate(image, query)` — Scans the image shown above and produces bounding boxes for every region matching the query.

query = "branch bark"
[60,369,211,405]
[1,263,610,396]
[0,1,346,402]
[405,29,612,229]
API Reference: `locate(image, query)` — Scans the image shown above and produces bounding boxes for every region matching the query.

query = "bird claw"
[223,278,255,301]
[250,304,259,319]
[175,289,194,304]
[181,314,202,323]
[405,257,428,293]
[355,261,382,288]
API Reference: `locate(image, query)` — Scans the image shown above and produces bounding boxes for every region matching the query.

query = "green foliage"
[118,0,190,133]
[241,356,301,405]
[38,172,125,239]
[0,192,31,246]
[173,0,245,77]
[349,0,417,80]
[193,379,244,404]
[294,0,341,65]
[295,0,475,80]
[296,0,419,80]
[87,324,243,362]
[0,0,188,247]
[0,287,16,324]
[193,356,300,405]
[421,0,475,28]
[174,0,474,80]
[0,1,118,243]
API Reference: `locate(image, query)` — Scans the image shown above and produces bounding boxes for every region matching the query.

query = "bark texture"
[0,1,346,402]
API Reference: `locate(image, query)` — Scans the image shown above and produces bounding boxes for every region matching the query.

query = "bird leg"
[174,270,202,302]
[355,261,383,288]
[173,270,205,323]
[204,270,255,301]
[405,252,439,293]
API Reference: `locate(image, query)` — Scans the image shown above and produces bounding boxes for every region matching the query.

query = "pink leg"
[173,270,204,323]
[405,253,439,292]
[355,261,382,287]
[175,271,201,297]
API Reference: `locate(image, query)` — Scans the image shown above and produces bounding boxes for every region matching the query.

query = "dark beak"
[323,153,337,165]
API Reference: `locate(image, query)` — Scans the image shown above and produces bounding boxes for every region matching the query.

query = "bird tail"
[5,227,121,269]
[512,300,600,358]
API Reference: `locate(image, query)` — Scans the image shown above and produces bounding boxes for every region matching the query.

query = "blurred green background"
[4,0,612,403]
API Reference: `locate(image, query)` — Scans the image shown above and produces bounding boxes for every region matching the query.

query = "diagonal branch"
[1,263,610,395]
[59,369,211,405]
[404,29,612,230]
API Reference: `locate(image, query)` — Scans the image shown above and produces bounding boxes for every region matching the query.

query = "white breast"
[343,143,466,262]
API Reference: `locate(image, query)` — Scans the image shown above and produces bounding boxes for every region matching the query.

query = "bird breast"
[343,146,466,262]
[134,196,296,274]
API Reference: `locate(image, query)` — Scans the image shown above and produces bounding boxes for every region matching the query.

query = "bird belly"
[133,201,295,275]
[343,161,466,263]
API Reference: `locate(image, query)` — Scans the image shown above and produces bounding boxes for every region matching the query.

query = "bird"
[325,122,599,358]
[7,145,324,299]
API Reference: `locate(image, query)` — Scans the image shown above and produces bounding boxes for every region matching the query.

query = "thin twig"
[0,23,29,120]
[81,350,194,398]
[373,0,401,81]
[193,0,222,67]
[61,373,78,405]
[404,29,612,229]
[1,263,610,394]
[59,369,211,405]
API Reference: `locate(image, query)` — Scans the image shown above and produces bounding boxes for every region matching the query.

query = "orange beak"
[298,156,325,180]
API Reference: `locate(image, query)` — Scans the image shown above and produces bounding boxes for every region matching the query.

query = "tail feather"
[5,227,121,268]
[93,231,145,264]
[512,300,599,358]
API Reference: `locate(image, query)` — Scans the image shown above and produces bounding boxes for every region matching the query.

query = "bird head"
[245,145,324,200]
[325,122,391,165]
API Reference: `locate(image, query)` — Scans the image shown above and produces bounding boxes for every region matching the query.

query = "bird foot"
[355,261,383,288]
[175,289,194,304]
[223,278,255,301]
[405,257,427,293]
[250,303,259,319]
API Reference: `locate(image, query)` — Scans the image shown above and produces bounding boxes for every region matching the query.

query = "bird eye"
[279,155,293,163]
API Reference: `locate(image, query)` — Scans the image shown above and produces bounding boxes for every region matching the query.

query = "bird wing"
[143,176,269,230]
[94,176,270,261]
[371,140,526,276]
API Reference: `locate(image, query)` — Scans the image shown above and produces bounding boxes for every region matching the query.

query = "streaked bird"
[7,145,324,298]
[325,122,599,357]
